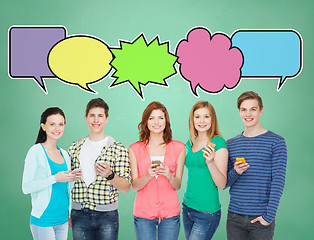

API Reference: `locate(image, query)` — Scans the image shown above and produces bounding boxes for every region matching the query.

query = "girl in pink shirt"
[129,101,185,240]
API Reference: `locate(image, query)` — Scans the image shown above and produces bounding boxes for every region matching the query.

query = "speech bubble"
[48,35,113,92]
[109,33,177,99]
[9,26,66,93]
[176,27,243,96]
[231,30,302,91]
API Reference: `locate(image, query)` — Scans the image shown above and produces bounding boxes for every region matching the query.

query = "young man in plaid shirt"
[69,98,131,240]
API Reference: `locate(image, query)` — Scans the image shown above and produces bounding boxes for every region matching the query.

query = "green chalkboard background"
[1,0,313,239]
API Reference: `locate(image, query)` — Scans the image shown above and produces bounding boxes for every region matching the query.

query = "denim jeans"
[226,212,275,240]
[182,203,221,240]
[30,222,68,240]
[71,209,119,240]
[134,214,180,240]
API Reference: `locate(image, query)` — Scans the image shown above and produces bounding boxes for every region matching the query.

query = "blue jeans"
[30,222,68,240]
[182,203,221,240]
[134,214,180,240]
[226,212,275,240]
[71,209,119,240]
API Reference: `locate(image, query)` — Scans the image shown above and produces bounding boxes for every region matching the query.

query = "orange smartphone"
[236,158,246,164]
[207,142,216,149]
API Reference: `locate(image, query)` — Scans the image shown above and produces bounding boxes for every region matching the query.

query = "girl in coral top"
[129,101,185,240]
[182,101,228,240]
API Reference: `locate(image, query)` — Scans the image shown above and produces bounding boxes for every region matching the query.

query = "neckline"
[40,143,65,164]
[241,130,269,138]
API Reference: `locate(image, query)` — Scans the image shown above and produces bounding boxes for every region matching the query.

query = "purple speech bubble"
[9,26,66,93]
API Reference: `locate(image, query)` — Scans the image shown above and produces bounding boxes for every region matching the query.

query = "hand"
[234,161,249,175]
[70,170,82,181]
[54,170,76,182]
[68,211,72,229]
[95,162,112,178]
[203,145,215,164]
[146,163,158,180]
[251,216,270,226]
[156,163,173,180]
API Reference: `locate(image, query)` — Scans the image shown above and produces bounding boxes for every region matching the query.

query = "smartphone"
[236,158,246,164]
[70,168,81,174]
[151,160,161,168]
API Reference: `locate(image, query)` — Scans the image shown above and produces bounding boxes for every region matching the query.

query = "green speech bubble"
[110,34,177,99]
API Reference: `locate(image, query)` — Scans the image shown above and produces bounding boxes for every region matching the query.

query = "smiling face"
[147,109,166,135]
[193,107,211,134]
[85,107,108,135]
[41,114,65,141]
[239,99,263,129]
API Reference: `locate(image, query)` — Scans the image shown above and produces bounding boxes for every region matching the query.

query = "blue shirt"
[226,131,287,223]
[31,144,69,227]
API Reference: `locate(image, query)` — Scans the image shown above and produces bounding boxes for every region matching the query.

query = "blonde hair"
[188,101,221,145]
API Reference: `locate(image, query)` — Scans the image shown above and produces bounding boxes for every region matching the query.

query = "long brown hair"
[188,101,221,145]
[138,101,172,144]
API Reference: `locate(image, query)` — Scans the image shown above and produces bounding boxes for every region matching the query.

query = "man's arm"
[95,143,131,193]
[262,137,287,223]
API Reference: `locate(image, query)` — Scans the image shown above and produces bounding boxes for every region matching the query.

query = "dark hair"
[35,107,66,144]
[85,98,109,117]
[237,91,263,110]
[138,101,172,144]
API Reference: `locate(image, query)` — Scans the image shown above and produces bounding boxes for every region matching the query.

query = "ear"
[260,107,263,116]
[40,123,46,132]
[105,116,109,124]
[85,115,87,123]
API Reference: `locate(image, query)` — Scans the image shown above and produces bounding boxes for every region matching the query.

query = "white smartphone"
[70,168,81,174]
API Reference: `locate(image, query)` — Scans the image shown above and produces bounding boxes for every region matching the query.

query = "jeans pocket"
[227,212,236,220]
[104,210,119,223]
[71,209,81,221]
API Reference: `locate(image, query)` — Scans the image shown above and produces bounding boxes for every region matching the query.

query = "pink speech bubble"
[176,27,243,95]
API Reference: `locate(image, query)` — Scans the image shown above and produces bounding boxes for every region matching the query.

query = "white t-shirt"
[79,136,108,186]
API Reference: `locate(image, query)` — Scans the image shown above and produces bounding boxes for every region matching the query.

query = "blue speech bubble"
[231,30,302,91]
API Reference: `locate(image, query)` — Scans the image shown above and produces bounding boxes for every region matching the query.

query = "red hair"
[138,101,172,144]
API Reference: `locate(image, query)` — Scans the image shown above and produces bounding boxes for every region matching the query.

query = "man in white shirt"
[68,98,131,240]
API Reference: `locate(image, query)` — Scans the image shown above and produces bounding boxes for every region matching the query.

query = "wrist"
[105,171,115,180]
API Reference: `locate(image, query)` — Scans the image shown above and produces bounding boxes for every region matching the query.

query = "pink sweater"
[130,140,185,220]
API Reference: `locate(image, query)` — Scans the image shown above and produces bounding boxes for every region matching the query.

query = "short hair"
[138,101,172,144]
[237,91,263,110]
[85,98,109,117]
[188,101,221,144]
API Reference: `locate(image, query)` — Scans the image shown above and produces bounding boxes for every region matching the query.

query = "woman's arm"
[204,146,228,189]
[22,146,77,194]
[129,148,156,192]
[22,147,56,194]
[157,148,186,191]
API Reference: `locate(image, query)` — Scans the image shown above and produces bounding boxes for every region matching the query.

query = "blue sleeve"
[225,159,240,189]
[224,138,239,189]
[262,137,287,223]
[22,145,56,194]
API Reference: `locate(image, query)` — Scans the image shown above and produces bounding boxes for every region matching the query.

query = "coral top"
[130,140,185,220]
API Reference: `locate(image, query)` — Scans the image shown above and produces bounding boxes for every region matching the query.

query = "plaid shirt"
[68,136,130,210]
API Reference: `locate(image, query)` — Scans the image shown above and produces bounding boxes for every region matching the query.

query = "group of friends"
[22,91,287,240]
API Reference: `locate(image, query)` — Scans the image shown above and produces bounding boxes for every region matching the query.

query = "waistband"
[72,201,118,212]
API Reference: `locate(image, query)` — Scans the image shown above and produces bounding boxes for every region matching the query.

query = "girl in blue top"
[22,107,81,240]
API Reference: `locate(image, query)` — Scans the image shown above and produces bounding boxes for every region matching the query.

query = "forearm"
[207,162,227,189]
[168,175,182,191]
[224,168,239,189]
[109,175,130,193]
[132,174,151,192]
[22,175,56,194]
